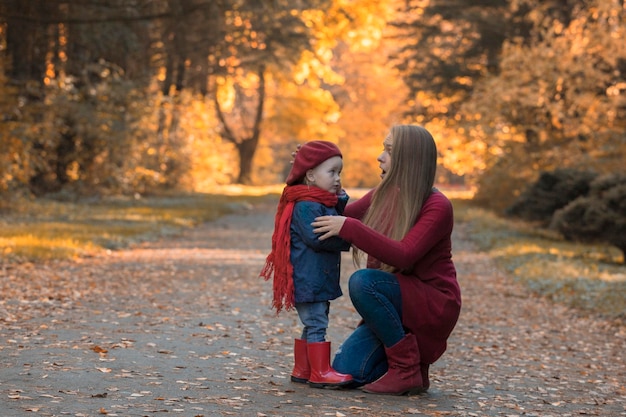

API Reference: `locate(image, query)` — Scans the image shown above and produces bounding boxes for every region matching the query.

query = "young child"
[260,140,353,388]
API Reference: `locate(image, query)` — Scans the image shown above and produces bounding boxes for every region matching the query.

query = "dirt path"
[1,199,624,417]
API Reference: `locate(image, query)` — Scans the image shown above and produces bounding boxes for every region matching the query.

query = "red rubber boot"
[307,341,353,388]
[290,339,310,383]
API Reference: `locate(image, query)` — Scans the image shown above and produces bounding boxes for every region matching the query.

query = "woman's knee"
[348,269,376,295]
[348,269,399,302]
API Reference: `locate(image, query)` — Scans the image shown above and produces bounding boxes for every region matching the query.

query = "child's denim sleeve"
[335,189,350,214]
[292,201,351,252]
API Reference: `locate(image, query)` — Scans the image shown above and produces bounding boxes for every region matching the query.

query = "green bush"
[550,173,626,263]
[505,168,597,225]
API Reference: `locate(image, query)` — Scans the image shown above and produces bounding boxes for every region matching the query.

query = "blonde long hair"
[354,125,438,271]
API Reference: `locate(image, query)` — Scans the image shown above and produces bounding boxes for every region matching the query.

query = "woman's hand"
[312,215,346,240]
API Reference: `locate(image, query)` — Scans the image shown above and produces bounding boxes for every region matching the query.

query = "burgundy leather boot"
[290,339,310,383]
[307,341,353,388]
[362,334,427,395]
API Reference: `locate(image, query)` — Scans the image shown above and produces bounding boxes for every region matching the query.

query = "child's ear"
[305,170,315,183]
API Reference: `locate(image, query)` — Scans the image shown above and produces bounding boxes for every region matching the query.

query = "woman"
[311,125,462,395]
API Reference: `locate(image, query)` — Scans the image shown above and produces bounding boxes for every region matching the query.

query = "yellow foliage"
[462,0,626,208]
[255,70,344,185]
[174,92,237,190]
[331,36,409,188]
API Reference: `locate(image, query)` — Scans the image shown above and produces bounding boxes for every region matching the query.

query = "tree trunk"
[236,138,258,185]
[214,64,266,185]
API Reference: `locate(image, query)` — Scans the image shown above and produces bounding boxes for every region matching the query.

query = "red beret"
[285,141,342,185]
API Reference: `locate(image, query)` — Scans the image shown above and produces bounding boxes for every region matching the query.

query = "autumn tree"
[0,0,339,191]
[0,47,29,204]
[391,0,510,120]
[210,0,404,185]
[5,0,624,197]
[209,1,344,185]
[0,0,166,194]
[465,0,626,211]
[271,0,405,187]
[329,14,409,187]
[384,0,515,184]
[0,1,233,192]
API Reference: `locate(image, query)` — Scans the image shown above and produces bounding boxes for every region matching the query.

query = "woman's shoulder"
[427,188,452,205]
[423,189,453,216]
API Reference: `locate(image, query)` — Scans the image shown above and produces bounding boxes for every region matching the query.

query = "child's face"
[306,156,343,194]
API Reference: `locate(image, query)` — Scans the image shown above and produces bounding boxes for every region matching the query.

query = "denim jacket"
[290,191,351,303]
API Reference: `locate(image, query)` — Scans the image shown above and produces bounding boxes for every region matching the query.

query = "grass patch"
[0,190,277,261]
[452,198,626,323]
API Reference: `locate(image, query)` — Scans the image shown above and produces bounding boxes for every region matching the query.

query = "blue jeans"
[295,301,330,343]
[332,269,404,384]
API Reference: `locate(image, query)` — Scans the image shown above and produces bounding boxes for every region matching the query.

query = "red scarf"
[260,185,339,313]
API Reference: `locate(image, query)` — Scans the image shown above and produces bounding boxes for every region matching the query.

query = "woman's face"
[377,134,393,179]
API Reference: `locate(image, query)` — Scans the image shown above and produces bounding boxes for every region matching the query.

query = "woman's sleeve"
[335,190,350,214]
[339,193,453,269]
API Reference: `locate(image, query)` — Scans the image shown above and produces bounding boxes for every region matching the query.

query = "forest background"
[1,0,624,212]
